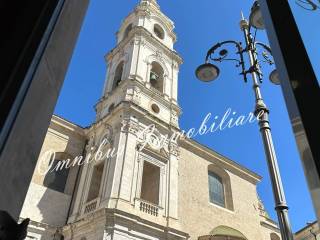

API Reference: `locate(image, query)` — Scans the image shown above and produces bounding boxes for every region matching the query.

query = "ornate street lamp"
[249,1,265,30]
[195,2,293,240]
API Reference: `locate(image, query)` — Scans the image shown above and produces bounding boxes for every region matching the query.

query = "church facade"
[20,1,281,240]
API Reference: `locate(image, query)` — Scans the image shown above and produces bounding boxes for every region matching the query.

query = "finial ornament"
[140,0,160,9]
[239,10,249,30]
[241,11,245,20]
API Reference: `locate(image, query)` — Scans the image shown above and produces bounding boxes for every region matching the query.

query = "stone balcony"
[83,198,100,215]
[134,198,164,217]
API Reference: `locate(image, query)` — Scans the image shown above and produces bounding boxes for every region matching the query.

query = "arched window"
[150,61,164,92]
[207,164,234,210]
[154,24,164,40]
[208,171,225,207]
[113,61,124,90]
[123,23,133,40]
[198,226,248,240]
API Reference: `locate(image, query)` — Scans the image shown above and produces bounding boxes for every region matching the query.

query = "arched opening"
[207,164,234,211]
[154,24,164,40]
[208,171,225,207]
[150,61,164,92]
[198,226,248,240]
[123,23,133,40]
[113,61,124,90]
[270,233,280,240]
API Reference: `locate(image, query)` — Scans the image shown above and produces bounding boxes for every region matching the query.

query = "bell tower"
[96,0,182,127]
[67,1,187,240]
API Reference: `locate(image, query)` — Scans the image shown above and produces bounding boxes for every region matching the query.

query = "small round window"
[154,24,164,40]
[151,104,160,114]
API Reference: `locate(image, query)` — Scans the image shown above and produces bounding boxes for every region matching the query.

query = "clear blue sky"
[55,0,318,232]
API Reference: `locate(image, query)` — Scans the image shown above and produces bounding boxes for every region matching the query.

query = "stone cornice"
[119,1,176,41]
[92,99,180,137]
[135,80,182,114]
[51,114,86,137]
[106,26,183,65]
[65,208,189,239]
[180,138,262,184]
[95,78,182,118]
[105,208,190,238]
[137,3,177,42]
[260,220,280,232]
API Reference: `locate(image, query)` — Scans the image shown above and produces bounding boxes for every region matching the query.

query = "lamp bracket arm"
[205,40,242,62]
[204,40,248,83]
[255,42,272,55]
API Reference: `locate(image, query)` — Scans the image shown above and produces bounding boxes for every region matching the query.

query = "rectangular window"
[140,161,160,205]
[208,171,225,207]
[87,163,104,202]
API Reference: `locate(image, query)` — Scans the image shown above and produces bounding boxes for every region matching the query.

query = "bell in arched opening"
[149,62,164,92]
[150,71,159,86]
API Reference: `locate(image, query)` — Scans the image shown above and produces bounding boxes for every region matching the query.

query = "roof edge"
[180,137,262,184]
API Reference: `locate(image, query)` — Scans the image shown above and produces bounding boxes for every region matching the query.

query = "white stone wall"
[178,140,280,240]
[20,115,86,235]
[20,182,71,227]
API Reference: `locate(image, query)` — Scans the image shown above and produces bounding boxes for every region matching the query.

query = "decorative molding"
[119,49,126,59]
[172,61,179,70]
[138,152,165,175]
[100,123,114,145]
[170,111,179,127]
[121,118,140,135]
[168,143,180,157]
[133,87,142,105]
[124,86,142,105]
[155,50,164,62]
[136,124,170,155]
[132,38,146,47]
[106,26,182,65]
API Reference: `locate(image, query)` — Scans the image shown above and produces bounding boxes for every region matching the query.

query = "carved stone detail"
[138,152,165,175]
[133,87,142,105]
[172,62,179,69]
[124,86,141,105]
[168,143,180,157]
[155,50,164,62]
[121,119,140,135]
[133,38,146,47]
[170,111,179,127]
[100,123,114,145]
[119,49,126,59]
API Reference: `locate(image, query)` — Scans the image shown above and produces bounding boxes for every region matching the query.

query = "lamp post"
[195,3,293,240]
